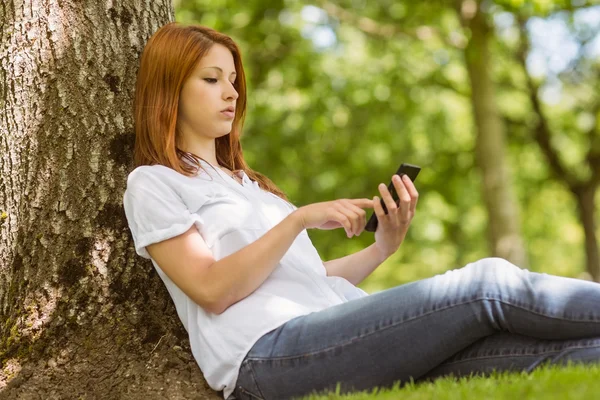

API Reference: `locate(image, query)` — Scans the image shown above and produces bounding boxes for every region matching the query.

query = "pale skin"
[146,42,418,313]
[176,43,239,170]
[320,174,419,286]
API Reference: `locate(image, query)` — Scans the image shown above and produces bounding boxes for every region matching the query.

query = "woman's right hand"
[293,198,375,238]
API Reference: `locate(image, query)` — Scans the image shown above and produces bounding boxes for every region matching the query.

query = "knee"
[463,257,524,279]
[458,257,526,295]
[475,257,520,270]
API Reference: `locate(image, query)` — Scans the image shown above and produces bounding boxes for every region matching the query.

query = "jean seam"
[246,360,267,399]
[246,297,600,362]
[238,386,264,400]
[442,344,600,366]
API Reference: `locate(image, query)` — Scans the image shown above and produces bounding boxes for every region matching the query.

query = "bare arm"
[147,210,305,315]
[325,172,419,286]
[323,243,388,286]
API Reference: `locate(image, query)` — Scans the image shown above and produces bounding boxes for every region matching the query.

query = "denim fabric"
[230,258,600,400]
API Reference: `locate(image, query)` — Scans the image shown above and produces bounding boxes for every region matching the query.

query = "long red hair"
[133,22,290,202]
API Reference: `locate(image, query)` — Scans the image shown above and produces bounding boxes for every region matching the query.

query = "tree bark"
[0,1,219,398]
[458,0,528,267]
[574,185,600,281]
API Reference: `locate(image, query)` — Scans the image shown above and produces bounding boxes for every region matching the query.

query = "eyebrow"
[202,66,237,76]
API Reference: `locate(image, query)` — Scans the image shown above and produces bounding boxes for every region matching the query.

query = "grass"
[301,364,600,400]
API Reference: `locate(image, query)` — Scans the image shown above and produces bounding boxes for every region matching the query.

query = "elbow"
[190,271,231,315]
[196,297,225,315]
[207,299,227,315]
[197,289,230,315]
[206,291,241,315]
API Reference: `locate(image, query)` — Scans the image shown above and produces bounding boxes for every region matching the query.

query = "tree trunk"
[574,185,600,281]
[459,0,528,268]
[0,1,219,398]
[514,16,600,281]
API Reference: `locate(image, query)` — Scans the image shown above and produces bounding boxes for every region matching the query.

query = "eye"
[204,78,217,83]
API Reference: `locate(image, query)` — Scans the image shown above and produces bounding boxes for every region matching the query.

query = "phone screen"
[364,163,421,232]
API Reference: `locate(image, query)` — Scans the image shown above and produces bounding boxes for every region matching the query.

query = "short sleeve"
[122,167,208,259]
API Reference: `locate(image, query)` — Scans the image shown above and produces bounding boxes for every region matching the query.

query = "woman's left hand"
[373,174,419,261]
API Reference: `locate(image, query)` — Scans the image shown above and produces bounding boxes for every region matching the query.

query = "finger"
[349,198,375,209]
[402,175,419,213]
[334,201,359,237]
[373,195,386,223]
[392,175,411,216]
[378,182,397,215]
[341,199,368,235]
[329,209,353,238]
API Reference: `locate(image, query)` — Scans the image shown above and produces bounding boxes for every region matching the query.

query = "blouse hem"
[217,311,313,400]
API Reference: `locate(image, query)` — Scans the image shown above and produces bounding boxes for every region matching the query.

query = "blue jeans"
[231,258,600,400]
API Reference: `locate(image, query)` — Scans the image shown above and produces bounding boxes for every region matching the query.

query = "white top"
[122,159,369,399]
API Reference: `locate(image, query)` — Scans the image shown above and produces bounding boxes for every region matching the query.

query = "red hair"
[133,22,290,202]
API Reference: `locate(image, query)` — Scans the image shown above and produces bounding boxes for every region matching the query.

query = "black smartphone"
[364,163,421,232]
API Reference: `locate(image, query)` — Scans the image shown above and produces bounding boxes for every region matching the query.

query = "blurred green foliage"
[173,0,600,293]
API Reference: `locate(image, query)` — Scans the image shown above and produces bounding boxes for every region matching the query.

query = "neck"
[177,136,218,166]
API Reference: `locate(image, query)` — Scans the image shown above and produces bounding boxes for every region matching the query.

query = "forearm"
[323,243,388,286]
[210,210,304,313]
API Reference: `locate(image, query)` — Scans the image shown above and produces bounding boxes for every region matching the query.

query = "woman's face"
[177,43,239,145]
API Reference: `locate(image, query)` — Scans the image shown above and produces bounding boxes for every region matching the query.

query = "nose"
[223,81,239,101]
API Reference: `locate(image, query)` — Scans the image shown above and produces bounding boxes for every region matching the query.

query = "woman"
[123,22,600,400]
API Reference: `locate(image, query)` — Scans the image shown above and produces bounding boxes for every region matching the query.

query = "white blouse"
[122,159,369,399]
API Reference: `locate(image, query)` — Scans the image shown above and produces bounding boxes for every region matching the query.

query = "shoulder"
[124,164,219,203]
[123,166,188,206]
[126,164,180,185]
[126,164,212,188]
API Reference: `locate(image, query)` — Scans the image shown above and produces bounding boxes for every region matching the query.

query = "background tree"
[457,0,528,267]
[514,5,600,280]
[176,0,599,286]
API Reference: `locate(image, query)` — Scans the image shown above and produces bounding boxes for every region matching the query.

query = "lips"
[220,107,235,119]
